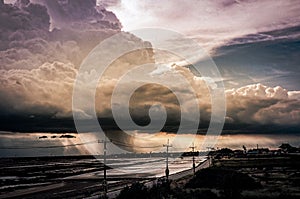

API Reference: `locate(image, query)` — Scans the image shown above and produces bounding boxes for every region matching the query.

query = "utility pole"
[206,147,210,167]
[98,137,110,198]
[190,142,196,175]
[163,139,172,180]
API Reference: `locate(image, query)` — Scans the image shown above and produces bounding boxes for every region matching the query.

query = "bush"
[148,179,171,199]
[173,188,218,199]
[117,182,148,199]
[117,180,171,199]
[185,168,261,190]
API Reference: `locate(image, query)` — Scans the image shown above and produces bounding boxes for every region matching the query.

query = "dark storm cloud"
[0,0,121,70]
[0,0,50,33]
[1,114,299,135]
[1,82,300,135]
[32,0,122,30]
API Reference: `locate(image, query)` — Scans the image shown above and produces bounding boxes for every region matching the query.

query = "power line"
[110,139,162,149]
[0,140,98,149]
[172,146,189,150]
[0,138,197,157]
[0,139,163,150]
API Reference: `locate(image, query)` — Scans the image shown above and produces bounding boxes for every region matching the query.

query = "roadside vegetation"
[116,166,299,199]
[116,168,260,199]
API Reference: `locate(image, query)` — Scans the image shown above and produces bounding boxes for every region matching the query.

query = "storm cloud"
[0,0,299,136]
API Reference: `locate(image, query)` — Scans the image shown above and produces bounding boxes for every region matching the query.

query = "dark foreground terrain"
[117,155,300,199]
[0,154,300,198]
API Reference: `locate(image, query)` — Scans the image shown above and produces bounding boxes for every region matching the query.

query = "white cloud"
[226,83,300,125]
[0,61,77,117]
[0,39,82,70]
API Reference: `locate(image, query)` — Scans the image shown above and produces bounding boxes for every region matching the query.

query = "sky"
[0,0,299,156]
[107,0,300,90]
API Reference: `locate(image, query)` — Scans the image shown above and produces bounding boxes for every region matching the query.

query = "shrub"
[117,182,148,199]
[185,168,261,190]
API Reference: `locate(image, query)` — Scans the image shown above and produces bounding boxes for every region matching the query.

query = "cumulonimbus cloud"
[0,0,299,133]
